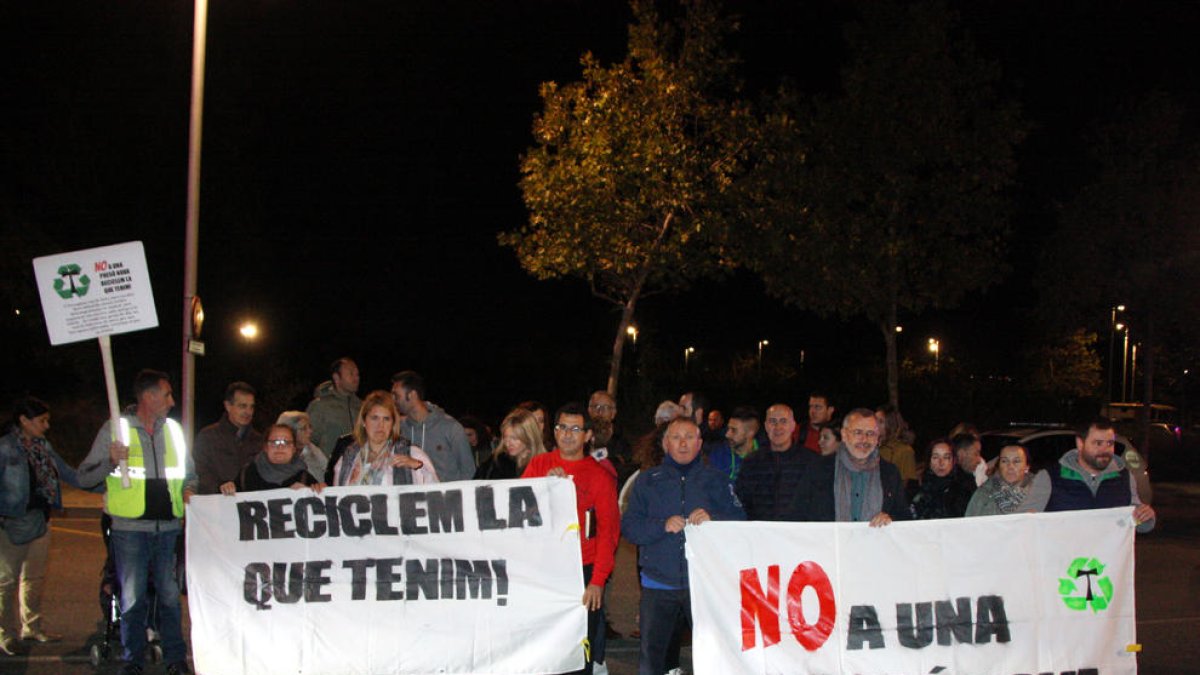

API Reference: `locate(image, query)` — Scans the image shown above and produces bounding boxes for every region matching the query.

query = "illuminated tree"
[501,0,751,397]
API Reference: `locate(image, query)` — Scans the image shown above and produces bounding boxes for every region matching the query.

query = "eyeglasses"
[847,429,879,439]
[266,439,295,447]
[554,423,585,434]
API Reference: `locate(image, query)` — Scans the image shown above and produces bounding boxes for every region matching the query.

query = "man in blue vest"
[1046,419,1156,533]
[78,369,197,675]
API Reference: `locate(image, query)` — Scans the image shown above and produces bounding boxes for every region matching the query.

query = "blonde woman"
[475,408,546,480]
[333,391,438,486]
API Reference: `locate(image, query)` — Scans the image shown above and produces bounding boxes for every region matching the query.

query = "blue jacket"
[622,456,745,588]
[0,427,79,517]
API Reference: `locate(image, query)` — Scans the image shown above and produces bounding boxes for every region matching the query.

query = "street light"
[757,339,769,374]
[1107,304,1126,403]
[1130,343,1139,403]
[239,321,259,341]
[684,346,695,372]
[626,324,638,346]
[927,338,940,373]
[894,325,904,333]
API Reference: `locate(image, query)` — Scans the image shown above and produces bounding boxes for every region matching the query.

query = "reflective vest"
[106,417,188,519]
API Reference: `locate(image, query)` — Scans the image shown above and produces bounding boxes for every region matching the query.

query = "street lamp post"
[626,324,638,346]
[181,0,210,442]
[1107,305,1125,403]
[1118,323,1130,403]
[684,346,695,373]
[1129,343,1139,403]
[927,338,940,373]
[757,339,769,375]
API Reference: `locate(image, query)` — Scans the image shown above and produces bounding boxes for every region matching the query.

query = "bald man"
[734,404,814,520]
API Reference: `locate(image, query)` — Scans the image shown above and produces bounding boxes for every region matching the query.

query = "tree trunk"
[606,297,640,398]
[880,302,900,409]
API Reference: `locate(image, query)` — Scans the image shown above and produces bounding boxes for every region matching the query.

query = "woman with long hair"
[475,408,545,480]
[333,391,438,486]
[966,444,1050,517]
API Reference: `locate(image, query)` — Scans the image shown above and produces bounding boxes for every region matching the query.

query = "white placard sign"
[32,240,159,345]
[687,508,1138,675]
[186,478,588,675]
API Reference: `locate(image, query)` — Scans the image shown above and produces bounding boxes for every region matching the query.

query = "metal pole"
[1130,344,1138,403]
[1106,307,1116,403]
[1120,328,1130,403]
[182,0,209,442]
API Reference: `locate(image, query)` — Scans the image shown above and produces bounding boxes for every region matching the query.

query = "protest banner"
[687,507,1138,675]
[186,478,587,675]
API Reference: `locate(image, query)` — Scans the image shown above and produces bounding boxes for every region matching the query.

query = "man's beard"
[1083,452,1114,472]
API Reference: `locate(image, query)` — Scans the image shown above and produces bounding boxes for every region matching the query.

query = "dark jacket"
[789,453,910,522]
[909,467,975,519]
[734,445,814,521]
[194,415,263,495]
[622,456,745,588]
[474,453,519,480]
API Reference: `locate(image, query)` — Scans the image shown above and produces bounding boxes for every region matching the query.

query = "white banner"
[186,478,587,675]
[688,508,1138,675]
[32,241,159,345]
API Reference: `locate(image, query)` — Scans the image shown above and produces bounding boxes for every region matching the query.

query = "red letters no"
[785,561,836,651]
[739,565,780,650]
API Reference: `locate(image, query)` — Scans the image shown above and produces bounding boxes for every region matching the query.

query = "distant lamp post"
[684,346,696,372]
[239,321,259,341]
[1117,323,1129,402]
[894,325,904,333]
[927,338,940,373]
[626,324,639,346]
[1107,304,1126,403]
[1130,343,1139,403]
[757,339,769,374]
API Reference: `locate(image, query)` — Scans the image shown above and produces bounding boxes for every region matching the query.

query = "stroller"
[87,514,182,668]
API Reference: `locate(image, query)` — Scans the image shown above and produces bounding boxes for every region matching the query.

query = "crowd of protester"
[0,356,1158,675]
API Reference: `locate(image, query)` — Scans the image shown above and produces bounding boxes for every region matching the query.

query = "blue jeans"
[638,587,691,675]
[110,528,186,664]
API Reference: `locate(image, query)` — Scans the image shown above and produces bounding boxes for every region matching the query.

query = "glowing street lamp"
[239,321,259,341]
[757,339,769,373]
[626,324,639,346]
[684,346,696,372]
[927,337,940,372]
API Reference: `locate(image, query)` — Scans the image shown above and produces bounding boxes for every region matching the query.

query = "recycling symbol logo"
[1058,557,1113,613]
[53,263,91,299]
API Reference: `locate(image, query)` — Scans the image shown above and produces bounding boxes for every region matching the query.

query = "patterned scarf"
[344,441,401,486]
[19,429,60,506]
[834,444,882,522]
[991,473,1033,514]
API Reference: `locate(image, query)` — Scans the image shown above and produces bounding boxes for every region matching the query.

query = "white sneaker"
[593,662,609,675]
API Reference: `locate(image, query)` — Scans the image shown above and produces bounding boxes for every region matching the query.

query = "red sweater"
[523,449,620,587]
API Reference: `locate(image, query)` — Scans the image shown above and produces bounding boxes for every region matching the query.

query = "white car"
[979,425,1152,503]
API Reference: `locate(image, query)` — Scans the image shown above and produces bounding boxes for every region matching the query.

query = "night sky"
[4,1,1198,428]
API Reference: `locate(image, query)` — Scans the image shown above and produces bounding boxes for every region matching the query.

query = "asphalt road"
[2,484,1197,675]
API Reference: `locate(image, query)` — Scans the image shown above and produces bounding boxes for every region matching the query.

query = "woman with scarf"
[966,444,1050,517]
[0,397,80,653]
[909,438,976,519]
[787,408,909,526]
[334,391,438,486]
[275,411,327,486]
[235,424,323,492]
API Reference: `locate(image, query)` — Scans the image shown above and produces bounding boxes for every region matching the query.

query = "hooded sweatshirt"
[400,402,475,482]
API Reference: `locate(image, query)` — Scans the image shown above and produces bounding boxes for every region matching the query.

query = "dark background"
[3,1,1198,453]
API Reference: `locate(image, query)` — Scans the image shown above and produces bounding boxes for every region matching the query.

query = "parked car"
[979,424,1152,504]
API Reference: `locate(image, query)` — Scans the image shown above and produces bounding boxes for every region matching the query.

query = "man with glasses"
[734,404,814,520]
[522,402,620,675]
[194,381,262,495]
[588,390,633,485]
[788,408,909,525]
